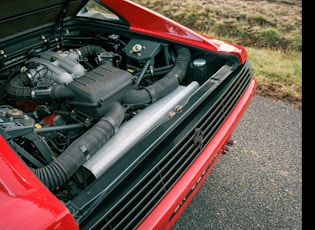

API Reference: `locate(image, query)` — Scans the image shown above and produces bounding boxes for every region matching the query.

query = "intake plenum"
[40,50,86,78]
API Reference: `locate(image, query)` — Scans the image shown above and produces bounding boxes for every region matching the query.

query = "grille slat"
[101,134,198,228]
[111,142,199,229]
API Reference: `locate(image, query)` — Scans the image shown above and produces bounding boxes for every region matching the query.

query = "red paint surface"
[0,136,78,230]
[101,0,248,64]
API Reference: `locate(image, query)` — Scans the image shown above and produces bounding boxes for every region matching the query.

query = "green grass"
[247,48,302,108]
[132,0,302,109]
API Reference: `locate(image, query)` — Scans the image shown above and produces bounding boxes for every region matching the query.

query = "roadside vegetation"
[133,0,302,109]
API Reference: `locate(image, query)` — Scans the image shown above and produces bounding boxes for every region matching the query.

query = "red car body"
[0,0,256,229]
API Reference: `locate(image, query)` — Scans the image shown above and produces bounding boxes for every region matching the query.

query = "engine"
[0,35,201,201]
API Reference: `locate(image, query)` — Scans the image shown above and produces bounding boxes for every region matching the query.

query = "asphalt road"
[172,95,302,230]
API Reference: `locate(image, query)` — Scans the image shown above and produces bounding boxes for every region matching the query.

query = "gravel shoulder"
[172,95,302,229]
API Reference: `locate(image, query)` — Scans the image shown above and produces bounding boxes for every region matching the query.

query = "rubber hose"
[30,102,125,190]
[122,46,191,105]
[76,44,106,58]
[6,72,74,101]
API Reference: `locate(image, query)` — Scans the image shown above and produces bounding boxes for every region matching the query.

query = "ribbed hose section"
[6,72,74,102]
[122,46,191,105]
[5,73,32,101]
[76,45,106,58]
[31,102,125,190]
[34,158,70,190]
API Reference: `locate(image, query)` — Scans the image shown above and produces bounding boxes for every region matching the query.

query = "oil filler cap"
[193,58,206,68]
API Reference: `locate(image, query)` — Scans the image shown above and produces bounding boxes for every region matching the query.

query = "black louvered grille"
[79,61,253,230]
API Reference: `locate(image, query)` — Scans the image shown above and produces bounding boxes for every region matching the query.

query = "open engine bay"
[0,30,227,202]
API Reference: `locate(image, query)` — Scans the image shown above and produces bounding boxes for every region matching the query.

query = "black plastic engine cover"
[68,64,136,119]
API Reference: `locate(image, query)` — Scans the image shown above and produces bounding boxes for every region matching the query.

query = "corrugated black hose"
[5,72,74,102]
[122,45,191,105]
[30,101,125,190]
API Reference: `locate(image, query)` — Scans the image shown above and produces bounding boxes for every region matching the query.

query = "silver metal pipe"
[83,81,199,177]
